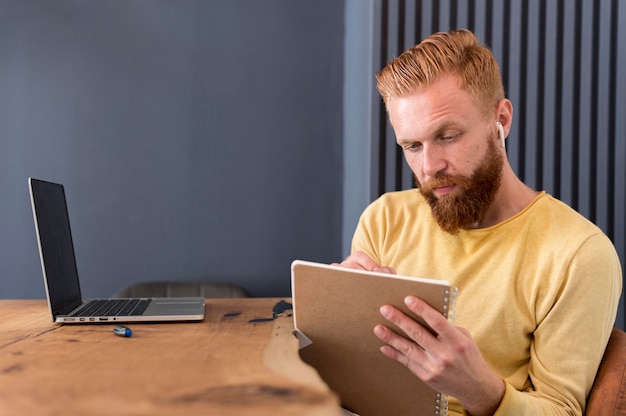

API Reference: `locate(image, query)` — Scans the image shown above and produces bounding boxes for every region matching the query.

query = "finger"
[342,251,380,270]
[335,251,396,273]
[374,324,423,364]
[374,265,397,274]
[332,260,368,270]
[403,296,454,339]
[374,324,431,378]
[379,304,435,351]
[374,323,424,352]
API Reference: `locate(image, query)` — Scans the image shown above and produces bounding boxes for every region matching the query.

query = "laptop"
[291,260,458,416]
[28,177,205,324]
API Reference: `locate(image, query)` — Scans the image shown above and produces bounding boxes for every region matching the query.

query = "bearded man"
[338,29,622,415]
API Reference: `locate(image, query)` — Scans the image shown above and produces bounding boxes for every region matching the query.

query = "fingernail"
[405,296,417,307]
[374,325,385,337]
[380,305,392,317]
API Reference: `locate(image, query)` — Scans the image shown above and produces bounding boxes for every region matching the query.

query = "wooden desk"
[0,298,341,416]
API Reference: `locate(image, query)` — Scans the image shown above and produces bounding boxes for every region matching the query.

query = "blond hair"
[376,29,505,116]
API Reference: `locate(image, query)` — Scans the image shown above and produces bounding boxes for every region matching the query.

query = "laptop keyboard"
[74,299,152,317]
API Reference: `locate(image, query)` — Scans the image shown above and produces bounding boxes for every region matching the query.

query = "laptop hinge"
[54,300,83,316]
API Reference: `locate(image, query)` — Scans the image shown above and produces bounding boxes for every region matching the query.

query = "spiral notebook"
[291,260,458,416]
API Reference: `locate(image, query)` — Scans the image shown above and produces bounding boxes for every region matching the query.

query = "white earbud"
[496,122,505,148]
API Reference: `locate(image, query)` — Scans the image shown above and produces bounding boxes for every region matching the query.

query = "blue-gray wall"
[1,1,345,298]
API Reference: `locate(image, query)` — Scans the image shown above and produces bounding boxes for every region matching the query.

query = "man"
[339,29,622,415]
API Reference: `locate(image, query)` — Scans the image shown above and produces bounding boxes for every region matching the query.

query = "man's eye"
[440,133,462,142]
[403,143,421,152]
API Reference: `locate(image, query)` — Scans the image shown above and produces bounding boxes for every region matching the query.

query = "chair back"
[114,281,250,298]
[585,327,626,415]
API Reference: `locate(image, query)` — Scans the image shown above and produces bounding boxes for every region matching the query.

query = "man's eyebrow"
[396,121,462,143]
[433,121,462,135]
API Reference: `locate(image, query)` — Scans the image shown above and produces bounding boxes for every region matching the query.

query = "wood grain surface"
[0,298,341,416]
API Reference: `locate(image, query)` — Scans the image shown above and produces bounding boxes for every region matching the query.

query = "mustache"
[418,173,473,194]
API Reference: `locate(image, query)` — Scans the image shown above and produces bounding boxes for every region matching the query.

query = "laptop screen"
[30,178,83,316]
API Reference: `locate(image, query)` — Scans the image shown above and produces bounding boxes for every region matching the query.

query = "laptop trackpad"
[143,298,205,316]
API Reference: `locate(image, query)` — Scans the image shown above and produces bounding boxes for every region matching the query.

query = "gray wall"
[1,1,344,298]
[342,0,377,258]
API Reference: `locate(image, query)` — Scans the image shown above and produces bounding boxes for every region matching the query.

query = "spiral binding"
[442,286,459,324]
[434,286,458,415]
[434,392,449,415]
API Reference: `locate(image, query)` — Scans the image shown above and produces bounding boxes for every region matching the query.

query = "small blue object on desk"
[113,325,132,337]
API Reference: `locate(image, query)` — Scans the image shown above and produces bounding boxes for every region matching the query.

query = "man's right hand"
[332,251,396,274]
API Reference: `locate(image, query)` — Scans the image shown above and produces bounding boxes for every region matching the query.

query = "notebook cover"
[291,260,458,416]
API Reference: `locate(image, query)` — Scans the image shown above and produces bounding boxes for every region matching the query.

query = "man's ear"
[496,98,513,137]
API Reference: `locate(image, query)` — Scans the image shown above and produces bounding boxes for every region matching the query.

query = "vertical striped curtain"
[371,0,626,326]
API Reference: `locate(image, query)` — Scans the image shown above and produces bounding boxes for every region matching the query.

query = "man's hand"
[374,296,505,416]
[332,251,396,274]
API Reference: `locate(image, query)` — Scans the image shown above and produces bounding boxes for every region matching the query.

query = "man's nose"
[421,145,447,177]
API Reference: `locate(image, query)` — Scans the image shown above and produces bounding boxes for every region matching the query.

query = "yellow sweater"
[351,190,622,415]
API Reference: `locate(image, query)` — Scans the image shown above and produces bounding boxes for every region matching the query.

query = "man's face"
[387,75,505,234]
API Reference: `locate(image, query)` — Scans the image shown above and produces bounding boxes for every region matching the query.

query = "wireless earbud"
[496,122,505,148]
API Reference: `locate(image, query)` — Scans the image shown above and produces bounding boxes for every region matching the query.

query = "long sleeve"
[350,190,622,415]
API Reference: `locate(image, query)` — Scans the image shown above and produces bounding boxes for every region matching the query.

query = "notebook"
[28,177,205,324]
[291,260,458,416]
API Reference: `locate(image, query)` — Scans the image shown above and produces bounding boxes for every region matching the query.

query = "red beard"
[416,137,504,234]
